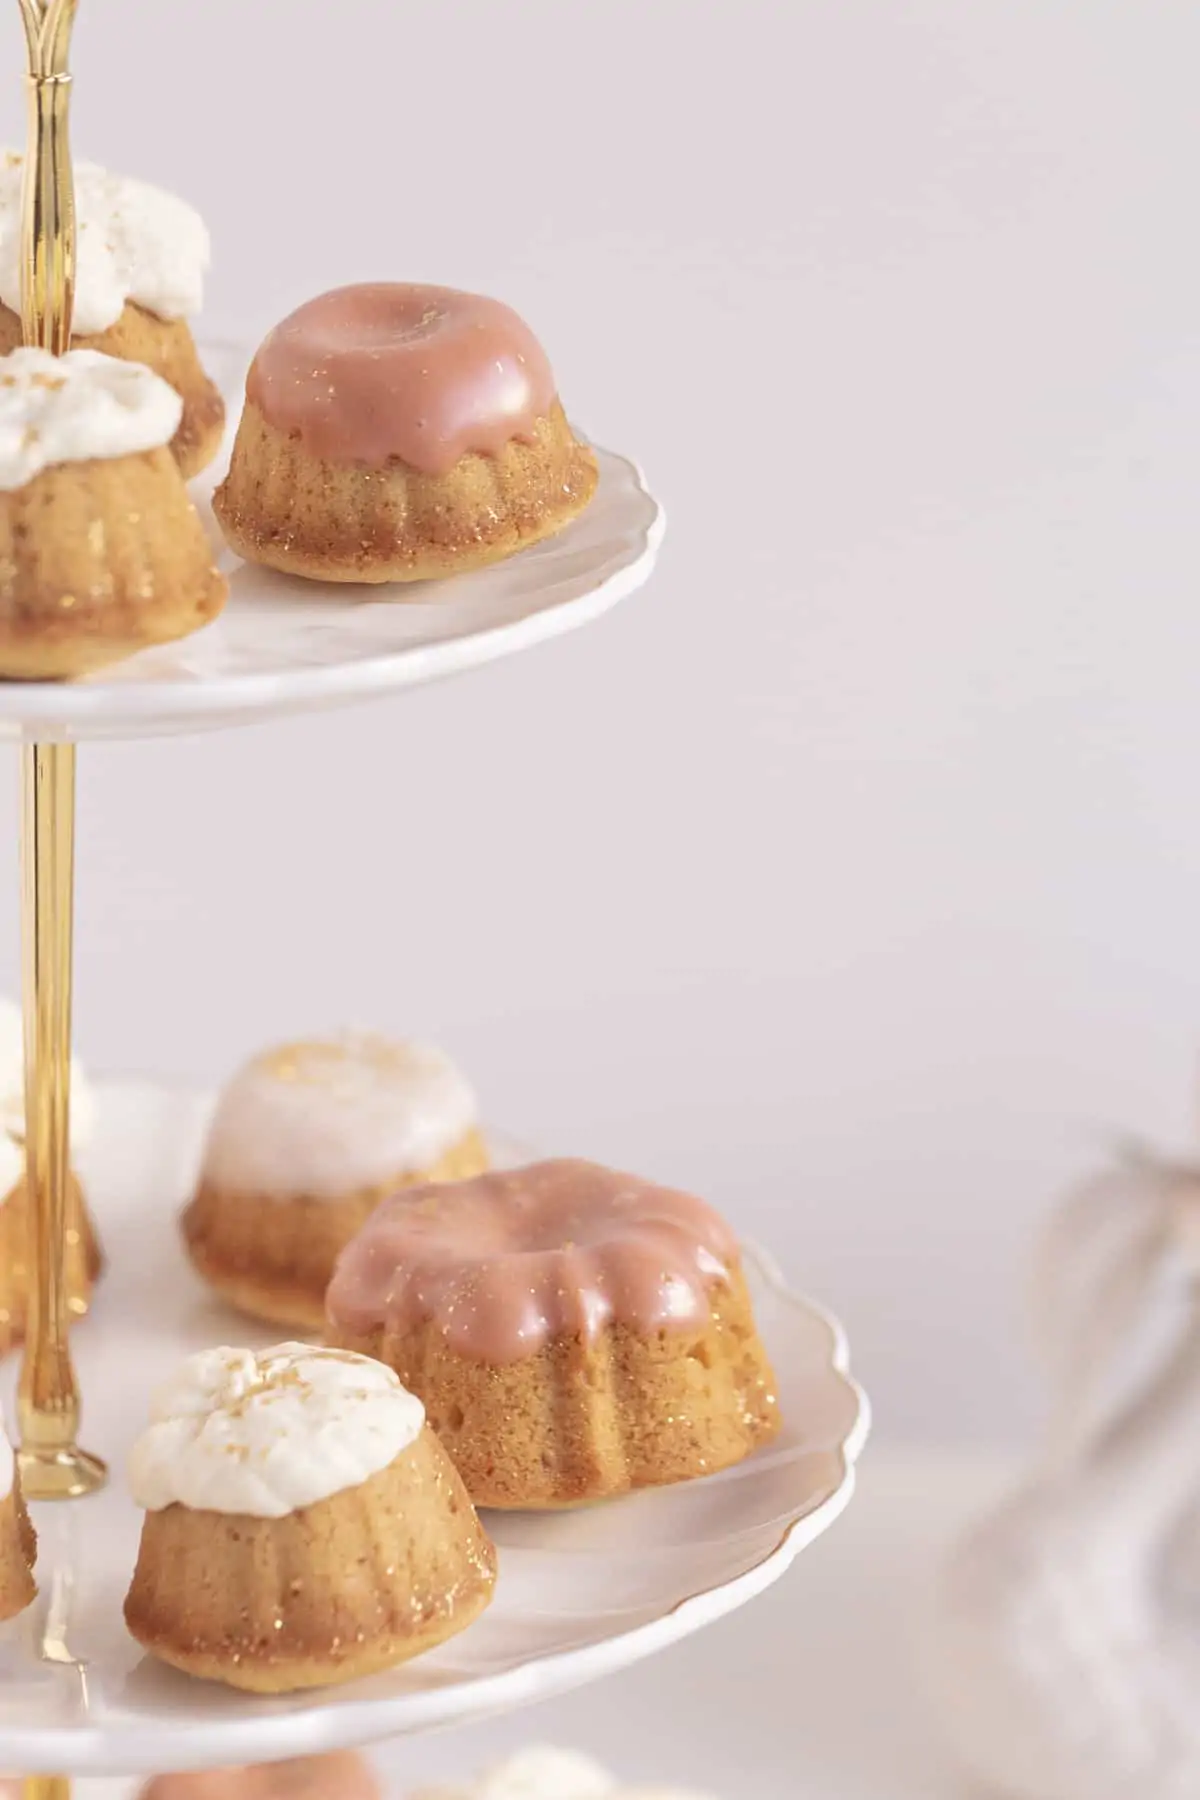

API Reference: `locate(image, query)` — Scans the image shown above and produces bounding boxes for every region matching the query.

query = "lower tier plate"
[0,1082,867,1775]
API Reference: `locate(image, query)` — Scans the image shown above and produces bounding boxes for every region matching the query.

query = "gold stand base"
[18,1443,106,1500]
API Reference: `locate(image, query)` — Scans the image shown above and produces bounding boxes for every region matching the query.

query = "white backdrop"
[0,1,1196,1444]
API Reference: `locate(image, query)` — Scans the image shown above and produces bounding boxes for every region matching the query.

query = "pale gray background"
[1,1,1197,1447]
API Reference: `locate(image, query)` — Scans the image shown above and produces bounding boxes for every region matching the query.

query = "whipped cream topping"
[413,1749,714,1800]
[0,347,181,489]
[0,154,210,336]
[0,994,97,1196]
[128,1343,425,1517]
[0,1415,13,1502]
[200,1033,479,1201]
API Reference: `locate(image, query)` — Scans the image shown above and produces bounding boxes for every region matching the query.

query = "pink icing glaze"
[325,1158,741,1364]
[246,283,559,476]
[138,1756,381,1800]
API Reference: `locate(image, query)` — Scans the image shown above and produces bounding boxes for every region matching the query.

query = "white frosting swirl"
[0,1416,13,1503]
[0,994,97,1196]
[128,1343,426,1518]
[414,1751,714,1800]
[0,154,210,336]
[0,348,181,489]
[200,1033,479,1201]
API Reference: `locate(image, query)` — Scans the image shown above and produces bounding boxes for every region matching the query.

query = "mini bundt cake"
[0,154,224,477]
[0,996,101,1355]
[325,1158,781,1509]
[124,1343,497,1692]
[0,348,227,679]
[213,283,598,583]
[182,1032,489,1330]
[140,1755,381,1800]
[0,1412,35,1620]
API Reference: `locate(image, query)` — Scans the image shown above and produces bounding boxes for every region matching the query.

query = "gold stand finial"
[14,0,105,1505]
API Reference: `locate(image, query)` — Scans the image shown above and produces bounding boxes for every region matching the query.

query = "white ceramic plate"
[0,1083,867,1775]
[0,345,664,743]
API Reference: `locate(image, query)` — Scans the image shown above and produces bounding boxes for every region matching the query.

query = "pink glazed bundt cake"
[140,1754,381,1800]
[213,283,598,583]
[325,1158,780,1509]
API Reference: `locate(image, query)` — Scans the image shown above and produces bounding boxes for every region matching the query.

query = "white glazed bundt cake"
[182,1032,489,1329]
[0,154,224,477]
[0,347,226,678]
[124,1343,496,1692]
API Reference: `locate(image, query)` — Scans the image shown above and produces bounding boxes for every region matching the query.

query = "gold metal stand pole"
[22,1778,71,1800]
[15,0,105,1504]
[17,744,103,1497]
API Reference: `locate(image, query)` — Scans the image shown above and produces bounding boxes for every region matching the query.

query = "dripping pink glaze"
[139,1757,381,1800]
[245,282,559,476]
[325,1158,741,1365]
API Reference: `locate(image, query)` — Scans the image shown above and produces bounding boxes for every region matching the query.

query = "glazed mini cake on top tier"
[140,1754,381,1800]
[182,1032,488,1330]
[0,996,101,1355]
[0,348,227,679]
[214,283,598,583]
[413,1747,715,1800]
[124,1343,496,1693]
[0,155,225,477]
[0,1411,35,1620]
[326,1158,781,1509]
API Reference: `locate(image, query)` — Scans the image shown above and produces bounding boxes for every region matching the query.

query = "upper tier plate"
[0,345,664,744]
[0,1083,867,1775]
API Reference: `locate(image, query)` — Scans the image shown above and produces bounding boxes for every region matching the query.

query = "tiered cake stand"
[0,2,868,1788]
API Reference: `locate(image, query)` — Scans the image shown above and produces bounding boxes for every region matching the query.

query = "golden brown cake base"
[0,1479,37,1621]
[0,1172,102,1356]
[0,447,227,680]
[124,1426,497,1693]
[0,301,225,480]
[213,400,599,584]
[328,1265,781,1510]
[182,1128,490,1331]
